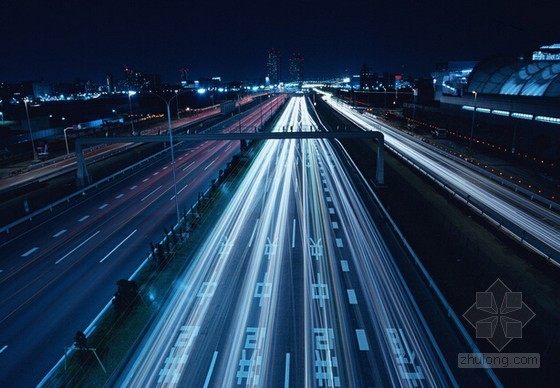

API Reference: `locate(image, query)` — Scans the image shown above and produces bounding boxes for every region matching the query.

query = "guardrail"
[384,141,560,265]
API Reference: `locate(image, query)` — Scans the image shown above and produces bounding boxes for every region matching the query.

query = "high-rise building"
[289,53,304,83]
[266,48,281,85]
[106,72,114,93]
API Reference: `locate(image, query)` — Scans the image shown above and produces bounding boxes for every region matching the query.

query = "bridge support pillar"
[76,143,90,187]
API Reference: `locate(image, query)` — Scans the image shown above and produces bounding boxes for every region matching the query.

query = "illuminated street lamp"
[128,91,136,134]
[23,98,38,160]
[469,90,478,151]
[150,90,191,225]
[64,126,73,155]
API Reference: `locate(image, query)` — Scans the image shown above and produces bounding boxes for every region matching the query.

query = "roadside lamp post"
[382,86,387,109]
[412,88,417,122]
[23,98,38,160]
[175,90,180,120]
[64,126,73,155]
[128,91,136,134]
[469,90,478,151]
[150,90,190,225]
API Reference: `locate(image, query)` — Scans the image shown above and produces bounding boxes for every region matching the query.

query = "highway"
[0,95,286,387]
[319,92,560,262]
[118,97,492,386]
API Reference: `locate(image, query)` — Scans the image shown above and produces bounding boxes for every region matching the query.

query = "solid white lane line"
[98,204,109,210]
[182,161,195,171]
[78,215,90,222]
[130,185,138,190]
[21,247,38,257]
[356,330,370,351]
[99,229,137,263]
[116,194,124,199]
[141,185,162,202]
[56,231,101,264]
[336,238,344,248]
[204,160,216,171]
[332,221,339,230]
[53,230,67,238]
[284,353,291,388]
[170,184,189,200]
[347,289,357,305]
[0,345,7,354]
[341,260,349,272]
[292,218,296,248]
[248,218,259,247]
[203,351,219,388]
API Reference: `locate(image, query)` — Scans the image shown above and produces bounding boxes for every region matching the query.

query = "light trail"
[118,96,459,387]
[319,91,560,261]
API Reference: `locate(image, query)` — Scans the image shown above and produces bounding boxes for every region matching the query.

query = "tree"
[112,279,139,314]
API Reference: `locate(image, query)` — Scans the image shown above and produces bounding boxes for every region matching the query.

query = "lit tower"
[289,53,304,83]
[266,48,281,85]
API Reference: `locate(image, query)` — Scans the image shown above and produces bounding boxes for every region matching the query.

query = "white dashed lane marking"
[347,289,357,305]
[53,230,67,238]
[116,194,124,199]
[356,330,370,351]
[340,260,349,272]
[21,247,39,257]
[78,215,90,222]
[98,204,109,210]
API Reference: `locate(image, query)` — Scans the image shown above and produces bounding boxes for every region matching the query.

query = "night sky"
[1,0,558,84]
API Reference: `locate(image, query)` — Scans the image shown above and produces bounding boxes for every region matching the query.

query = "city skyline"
[1,0,557,83]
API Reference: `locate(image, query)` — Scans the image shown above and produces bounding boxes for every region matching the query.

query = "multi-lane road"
[118,97,493,386]
[319,91,560,263]
[0,95,286,387]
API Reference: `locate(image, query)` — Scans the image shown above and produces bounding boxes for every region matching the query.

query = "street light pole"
[175,90,180,119]
[64,126,72,155]
[412,88,417,122]
[469,90,478,151]
[150,90,190,225]
[128,91,136,135]
[382,86,387,109]
[24,98,38,160]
